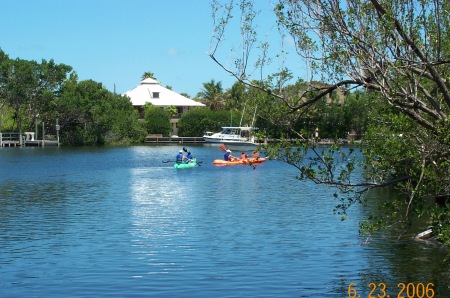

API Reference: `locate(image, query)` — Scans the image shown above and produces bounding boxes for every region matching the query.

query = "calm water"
[0,145,448,297]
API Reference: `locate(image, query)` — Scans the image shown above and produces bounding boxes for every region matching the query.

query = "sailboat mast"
[251,105,257,127]
[240,104,246,127]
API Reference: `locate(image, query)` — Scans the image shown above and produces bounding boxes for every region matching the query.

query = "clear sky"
[0,0,291,98]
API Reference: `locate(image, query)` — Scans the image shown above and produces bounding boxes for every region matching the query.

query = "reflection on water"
[0,145,448,297]
[130,167,190,277]
[356,187,450,296]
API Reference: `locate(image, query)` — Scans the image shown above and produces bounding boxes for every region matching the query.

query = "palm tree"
[196,79,225,110]
[141,72,156,80]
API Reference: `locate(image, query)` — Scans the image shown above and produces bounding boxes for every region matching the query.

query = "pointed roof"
[140,77,158,84]
[123,79,205,107]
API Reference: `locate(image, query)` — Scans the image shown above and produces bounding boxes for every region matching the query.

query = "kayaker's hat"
[179,150,183,153]
[227,149,231,153]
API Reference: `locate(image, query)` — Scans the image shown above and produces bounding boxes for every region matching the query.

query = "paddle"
[220,144,260,158]
[182,147,201,166]
[219,144,240,162]
[163,147,190,164]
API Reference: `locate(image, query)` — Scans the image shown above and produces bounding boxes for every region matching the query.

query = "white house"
[123,78,205,136]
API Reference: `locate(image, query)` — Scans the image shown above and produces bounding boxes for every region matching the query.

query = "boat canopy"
[219,127,256,136]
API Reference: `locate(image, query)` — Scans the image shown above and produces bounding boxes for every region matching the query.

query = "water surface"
[0,145,448,297]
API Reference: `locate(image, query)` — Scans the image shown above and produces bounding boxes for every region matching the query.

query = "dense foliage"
[55,78,145,145]
[143,103,172,136]
[0,50,72,131]
[178,108,242,137]
[251,80,371,140]
[0,49,145,145]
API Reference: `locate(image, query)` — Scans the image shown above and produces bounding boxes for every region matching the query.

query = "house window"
[153,92,160,98]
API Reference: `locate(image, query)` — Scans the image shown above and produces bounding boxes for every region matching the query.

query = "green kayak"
[174,158,197,169]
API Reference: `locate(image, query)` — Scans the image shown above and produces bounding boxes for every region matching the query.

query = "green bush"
[178,108,241,137]
[143,103,171,136]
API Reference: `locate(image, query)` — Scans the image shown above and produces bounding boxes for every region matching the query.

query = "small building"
[123,78,205,136]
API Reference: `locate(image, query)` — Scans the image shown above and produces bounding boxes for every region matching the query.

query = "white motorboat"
[203,126,258,150]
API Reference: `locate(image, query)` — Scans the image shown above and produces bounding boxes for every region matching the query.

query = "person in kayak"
[224,149,237,161]
[241,152,247,160]
[186,151,193,162]
[176,150,185,164]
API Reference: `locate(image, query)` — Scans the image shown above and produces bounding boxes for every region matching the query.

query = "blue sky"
[0,0,292,98]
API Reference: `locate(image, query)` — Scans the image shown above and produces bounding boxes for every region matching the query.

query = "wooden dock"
[1,140,20,147]
[1,132,59,147]
[1,133,21,147]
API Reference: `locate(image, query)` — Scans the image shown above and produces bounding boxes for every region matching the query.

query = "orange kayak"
[213,157,266,166]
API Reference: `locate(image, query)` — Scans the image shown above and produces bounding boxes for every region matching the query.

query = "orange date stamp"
[347,282,435,298]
